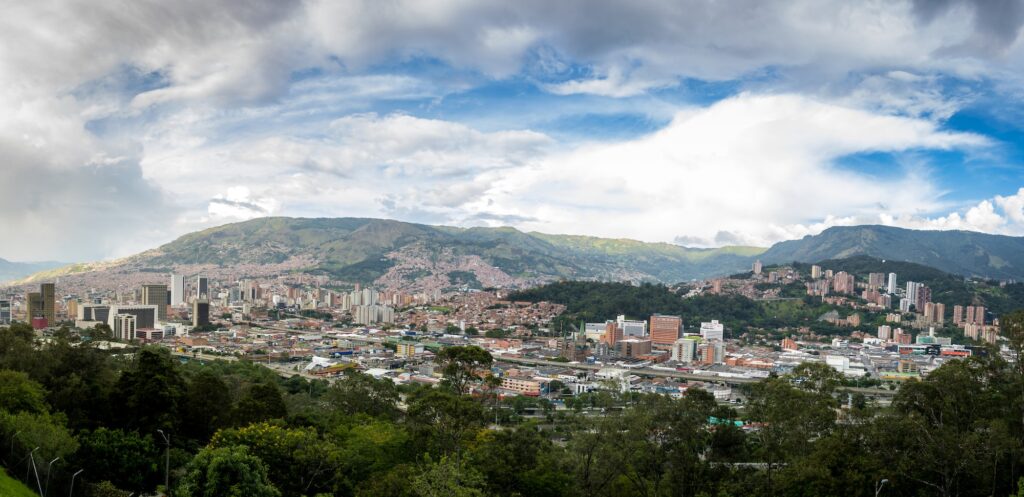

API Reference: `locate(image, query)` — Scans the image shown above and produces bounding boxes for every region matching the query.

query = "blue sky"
[2,0,1024,261]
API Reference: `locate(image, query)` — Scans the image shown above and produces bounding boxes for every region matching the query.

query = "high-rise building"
[193,300,210,327]
[878,325,892,341]
[170,275,185,306]
[26,283,56,325]
[833,272,855,294]
[0,299,10,324]
[601,321,623,347]
[810,265,822,279]
[671,338,697,363]
[934,303,945,324]
[886,273,897,294]
[905,282,925,310]
[752,260,763,275]
[649,314,683,346]
[196,276,209,300]
[107,305,159,330]
[899,298,911,313]
[952,305,964,325]
[868,273,886,289]
[700,320,725,341]
[142,284,169,321]
[112,313,137,341]
[915,285,931,311]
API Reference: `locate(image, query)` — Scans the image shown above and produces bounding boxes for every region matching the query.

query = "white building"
[886,273,897,295]
[170,274,185,306]
[671,338,697,363]
[617,315,647,337]
[699,320,725,341]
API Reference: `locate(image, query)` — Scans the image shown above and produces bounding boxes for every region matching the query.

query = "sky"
[4,0,1024,262]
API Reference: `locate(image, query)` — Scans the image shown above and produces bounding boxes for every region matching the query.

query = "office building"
[617,315,647,337]
[649,314,683,346]
[112,313,137,341]
[601,321,623,347]
[616,338,652,358]
[170,275,185,306]
[193,300,210,327]
[887,273,897,294]
[142,284,169,321]
[700,320,725,341]
[107,305,158,330]
[26,283,56,325]
[671,338,697,363]
[0,299,9,324]
[196,276,209,300]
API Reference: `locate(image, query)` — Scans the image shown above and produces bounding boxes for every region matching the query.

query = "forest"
[2,316,1024,496]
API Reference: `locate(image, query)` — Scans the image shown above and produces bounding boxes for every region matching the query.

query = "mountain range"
[0,258,66,284]
[12,218,1024,290]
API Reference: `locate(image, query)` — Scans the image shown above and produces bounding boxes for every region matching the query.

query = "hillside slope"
[761,225,1024,280]
[22,217,766,290]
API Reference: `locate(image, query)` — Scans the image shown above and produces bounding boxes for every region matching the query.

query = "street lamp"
[157,429,170,493]
[875,478,889,497]
[69,469,84,497]
[8,430,21,457]
[26,447,39,483]
[45,456,60,497]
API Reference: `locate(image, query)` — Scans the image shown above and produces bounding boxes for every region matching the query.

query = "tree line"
[3,316,1024,495]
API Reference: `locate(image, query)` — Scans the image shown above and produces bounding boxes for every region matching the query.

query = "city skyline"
[3,1,1024,263]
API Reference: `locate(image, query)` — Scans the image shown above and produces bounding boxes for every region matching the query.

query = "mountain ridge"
[13,218,1024,290]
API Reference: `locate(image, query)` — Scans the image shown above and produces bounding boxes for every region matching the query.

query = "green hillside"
[118,217,767,284]
[0,468,38,497]
[762,225,1024,280]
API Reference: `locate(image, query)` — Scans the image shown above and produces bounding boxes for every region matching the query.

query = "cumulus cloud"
[1,0,1023,262]
[469,93,989,246]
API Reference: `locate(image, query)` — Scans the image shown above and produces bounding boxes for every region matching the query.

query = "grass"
[0,467,38,497]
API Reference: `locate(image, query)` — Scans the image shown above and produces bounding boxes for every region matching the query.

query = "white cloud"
[208,187,281,220]
[462,93,989,246]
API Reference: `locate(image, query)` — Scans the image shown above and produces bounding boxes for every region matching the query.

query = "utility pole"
[29,447,42,497]
[157,429,170,493]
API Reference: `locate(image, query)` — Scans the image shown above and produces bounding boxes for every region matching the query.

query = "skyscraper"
[196,276,209,300]
[170,274,185,306]
[887,273,897,294]
[26,283,55,325]
[193,300,210,327]
[752,260,763,275]
[868,273,886,289]
[810,265,822,279]
[142,284,169,321]
[649,314,683,346]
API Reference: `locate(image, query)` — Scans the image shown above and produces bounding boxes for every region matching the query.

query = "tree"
[0,370,47,414]
[324,371,401,420]
[182,370,232,442]
[72,428,160,493]
[114,347,186,434]
[412,457,486,497]
[232,382,288,426]
[407,390,485,461]
[174,446,281,497]
[212,423,339,497]
[435,346,493,395]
